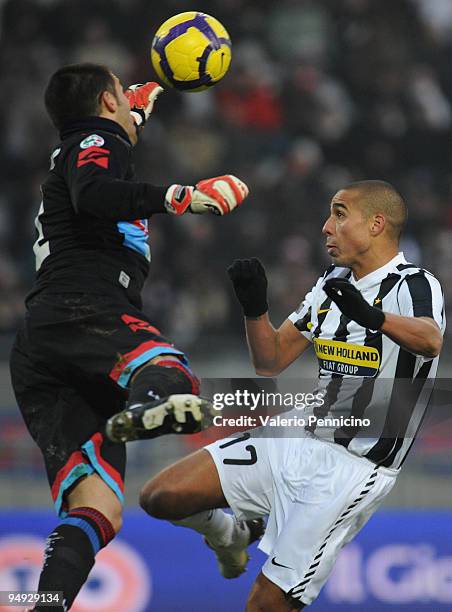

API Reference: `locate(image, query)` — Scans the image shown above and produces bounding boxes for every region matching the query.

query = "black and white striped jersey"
[288,252,445,470]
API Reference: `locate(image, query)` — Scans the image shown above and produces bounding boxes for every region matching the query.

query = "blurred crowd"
[1,0,452,349]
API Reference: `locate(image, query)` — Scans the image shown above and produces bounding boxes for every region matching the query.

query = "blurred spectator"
[71,18,134,80]
[267,0,333,65]
[413,0,452,41]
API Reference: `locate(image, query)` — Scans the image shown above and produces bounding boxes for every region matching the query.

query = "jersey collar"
[59,116,131,144]
[351,252,407,289]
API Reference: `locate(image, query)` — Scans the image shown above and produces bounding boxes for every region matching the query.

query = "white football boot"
[206,518,265,579]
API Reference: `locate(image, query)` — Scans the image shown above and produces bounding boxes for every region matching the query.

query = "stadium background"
[0,0,451,610]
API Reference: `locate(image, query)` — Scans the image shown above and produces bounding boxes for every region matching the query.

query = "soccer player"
[131,181,445,610]
[9,63,249,612]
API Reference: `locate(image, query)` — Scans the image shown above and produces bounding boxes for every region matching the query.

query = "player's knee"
[109,506,123,534]
[139,481,170,518]
[102,493,124,534]
[139,480,184,520]
[128,358,200,407]
[67,477,123,535]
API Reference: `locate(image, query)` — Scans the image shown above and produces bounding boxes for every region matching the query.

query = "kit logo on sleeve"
[80,134,105,149]
[77,146,110,169]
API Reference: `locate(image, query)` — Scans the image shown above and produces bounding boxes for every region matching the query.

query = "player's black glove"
[227,258,268,318]
[323,278,385,330]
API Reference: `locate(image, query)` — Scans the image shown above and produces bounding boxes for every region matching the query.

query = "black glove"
[323,278,385,330]
[227,258,268,318]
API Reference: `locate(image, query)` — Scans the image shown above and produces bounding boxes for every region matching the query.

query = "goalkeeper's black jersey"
[30,117,169,308]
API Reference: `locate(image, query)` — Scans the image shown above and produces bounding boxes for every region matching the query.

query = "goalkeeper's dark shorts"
[9,291,196,517]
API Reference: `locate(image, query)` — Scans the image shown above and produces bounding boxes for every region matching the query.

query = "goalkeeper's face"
[322,189,372,268]
[109,73,137,144]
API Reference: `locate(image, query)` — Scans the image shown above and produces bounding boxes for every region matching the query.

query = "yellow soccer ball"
[151,12,232,92]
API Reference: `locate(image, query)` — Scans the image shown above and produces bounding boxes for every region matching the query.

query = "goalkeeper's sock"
[171,509,235,547]
[34,507,115,611]
[127,362,200,409]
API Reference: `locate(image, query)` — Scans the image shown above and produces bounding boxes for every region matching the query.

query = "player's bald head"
[342,180,407,242]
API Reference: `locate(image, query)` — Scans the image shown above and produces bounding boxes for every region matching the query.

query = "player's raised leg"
[106,355,214,442]
[141,448,265,579]
[140,434,269,579]
[140,449,227,518]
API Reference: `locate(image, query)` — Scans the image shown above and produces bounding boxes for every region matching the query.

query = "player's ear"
[370,213,385,237]
[100,89,118,113]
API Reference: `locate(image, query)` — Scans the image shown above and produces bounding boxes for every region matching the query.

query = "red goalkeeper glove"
[125,82,163,127]
[164,175,249,216]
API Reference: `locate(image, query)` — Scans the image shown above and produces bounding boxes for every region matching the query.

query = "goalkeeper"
[9,63,248,612]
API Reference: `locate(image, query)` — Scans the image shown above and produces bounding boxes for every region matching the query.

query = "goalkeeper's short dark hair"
[44,63,116,130]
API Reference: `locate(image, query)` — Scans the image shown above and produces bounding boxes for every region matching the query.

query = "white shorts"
[205,430,397,606]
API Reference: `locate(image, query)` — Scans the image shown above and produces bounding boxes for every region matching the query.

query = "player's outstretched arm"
[228,259,311,376]
[69,129,248,221]
[165,175,248,216]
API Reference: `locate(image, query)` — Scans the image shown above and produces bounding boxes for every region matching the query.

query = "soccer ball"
[151,12,232,92]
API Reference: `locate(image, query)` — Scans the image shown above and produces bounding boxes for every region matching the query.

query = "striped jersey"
[288,252,445,470]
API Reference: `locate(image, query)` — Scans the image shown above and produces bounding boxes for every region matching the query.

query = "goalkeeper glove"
[227,258,268,318]
[125,82,163,127]
[323,278,385,330]
[165,175,249,216]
